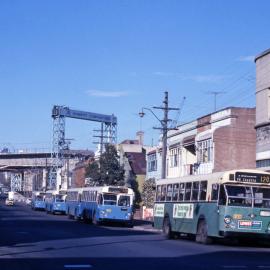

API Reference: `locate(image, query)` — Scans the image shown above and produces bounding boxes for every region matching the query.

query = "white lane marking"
[64,265,92,269]
[222,266,247,269]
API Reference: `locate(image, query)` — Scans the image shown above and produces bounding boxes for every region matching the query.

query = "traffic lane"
[1,203,270,270]
[0,202,156,247]
[1,250,270,270]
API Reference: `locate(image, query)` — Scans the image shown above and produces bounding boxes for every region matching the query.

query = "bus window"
[225,185,252,207]
[118,195,130,207]
[98,194,103,205]
[160,185,166,201]
[55,195,65,202]
[179,183,185,201]
[103,194,117,205]
[36,195,44,201]
[172,184,179,201]
[192,182,199,201]
[184,183,192,201]
[166,184,173,201]
[253,187,270,208]
[156,185,162,201]
[199,181,207,201]
[219,185,226,205]
[211,184,219,201]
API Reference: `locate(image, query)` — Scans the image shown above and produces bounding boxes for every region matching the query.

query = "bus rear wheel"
[196,219,212,244]
[162,217,173,239]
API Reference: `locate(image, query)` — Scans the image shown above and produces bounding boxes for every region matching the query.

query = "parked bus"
[66,186,135,226]
[31,191,47,210]
[66,188,83,220]
[45,190,67,215]
[154,169,270,244]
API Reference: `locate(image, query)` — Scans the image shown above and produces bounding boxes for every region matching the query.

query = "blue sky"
[0,0,269,151]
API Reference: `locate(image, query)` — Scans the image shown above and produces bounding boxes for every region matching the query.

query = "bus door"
[211,184,226,236]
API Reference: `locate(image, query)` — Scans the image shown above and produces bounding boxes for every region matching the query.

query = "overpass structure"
[0,150,93,193]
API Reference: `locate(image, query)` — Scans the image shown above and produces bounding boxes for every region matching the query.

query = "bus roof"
[156,169,270,186]
[78,186,134,195]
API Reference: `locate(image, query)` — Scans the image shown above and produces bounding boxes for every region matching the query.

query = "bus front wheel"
[162,217,173,239]
[196,219,212,244]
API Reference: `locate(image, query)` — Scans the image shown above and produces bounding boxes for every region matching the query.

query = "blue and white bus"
[66,186,135,226]
[45,190,67,215]
[31,191,46,210]
[66,188,83,220]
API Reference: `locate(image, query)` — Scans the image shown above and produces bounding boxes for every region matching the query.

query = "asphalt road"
[1,202,270,270]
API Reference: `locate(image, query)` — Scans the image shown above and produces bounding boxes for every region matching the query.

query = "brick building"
[146,107,256,180]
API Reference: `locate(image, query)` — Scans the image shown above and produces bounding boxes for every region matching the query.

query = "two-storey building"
[146,107,256,180]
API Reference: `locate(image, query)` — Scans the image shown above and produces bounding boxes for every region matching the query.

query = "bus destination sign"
[235,172,270,184]
[108,187,128,193]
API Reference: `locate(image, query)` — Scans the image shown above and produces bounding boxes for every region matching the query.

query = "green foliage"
[141,178,156,208]
[130,177,141,208]
[99,144,125,186]
[85,144,125,186]
[85,159,100,186]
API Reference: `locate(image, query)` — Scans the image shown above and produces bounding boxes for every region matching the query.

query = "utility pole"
[207,91,226,112]
[139,91,179,179]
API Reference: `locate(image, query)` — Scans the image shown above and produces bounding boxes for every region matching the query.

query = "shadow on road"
[1,251,270,270]
[0,203,157,247]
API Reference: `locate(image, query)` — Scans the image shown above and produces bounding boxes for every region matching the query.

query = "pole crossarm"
[140,91,180,179]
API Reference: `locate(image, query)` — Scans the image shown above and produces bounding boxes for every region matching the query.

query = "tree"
[85,158,100,186]
[141,178,156,208]
[99,144,125,186]
[85,144,125,186]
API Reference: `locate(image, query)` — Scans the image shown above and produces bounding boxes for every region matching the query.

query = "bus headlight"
[224,216,232,224]
[125,213,132,219]
[100,210,105,216]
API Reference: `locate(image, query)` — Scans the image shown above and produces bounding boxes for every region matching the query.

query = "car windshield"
[103,193,117,205]
[118,195,131,207]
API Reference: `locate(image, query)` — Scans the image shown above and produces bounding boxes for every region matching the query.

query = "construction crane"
[49,105,117,190]
[170,96,186,128]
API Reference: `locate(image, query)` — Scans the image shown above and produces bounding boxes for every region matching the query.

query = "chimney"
[136,131,144,145]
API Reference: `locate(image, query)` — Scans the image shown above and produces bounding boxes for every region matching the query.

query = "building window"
[257,159,270,168]
[148,153,157,172]
[197,139,213,163]
[169,147,180,168]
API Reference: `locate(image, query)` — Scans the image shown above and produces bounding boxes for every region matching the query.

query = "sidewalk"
[133,219,160,232]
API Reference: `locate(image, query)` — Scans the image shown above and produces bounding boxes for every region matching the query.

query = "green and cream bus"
[153,169,270,244]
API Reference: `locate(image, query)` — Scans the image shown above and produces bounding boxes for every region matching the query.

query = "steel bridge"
[0,150,93,193]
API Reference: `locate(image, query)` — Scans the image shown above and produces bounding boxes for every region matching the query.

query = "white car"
[5,198,14,206]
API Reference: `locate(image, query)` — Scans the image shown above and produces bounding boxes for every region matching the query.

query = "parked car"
[5,198,14,206]
[25,198,32,206]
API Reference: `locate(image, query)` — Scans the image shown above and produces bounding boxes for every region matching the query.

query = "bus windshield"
[103,193,117,205]
[118,195,131,207]
[35,195,44,201]
[225,185,270,208]
[55,195,65,202]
